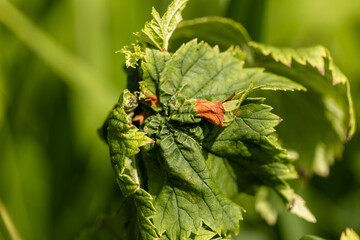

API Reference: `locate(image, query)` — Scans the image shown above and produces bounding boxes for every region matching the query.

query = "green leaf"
[341,228,360,240]
[249,42,356,176]
[196,102,315,222]
[254,187,281,226]
[254,185,317,226]
[135,0,189,50]
[104,90,158,239]
[141,144,166,198]
[276,188,316,223]
[140,48,171,97]
[170,16,253,62]
[171,98,312,223]
[133,189,159,240]
[203,150,238,199]
[106,90,153,181]
[166,97,201,124]
[192,228,218,240]
[159,40,305,104]
[99,5,359,238]
[143,116,243,240]
[160,228,221,240]
[201,103,285,159]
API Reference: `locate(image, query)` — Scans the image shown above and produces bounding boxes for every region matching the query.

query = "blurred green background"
[0,0,359,239]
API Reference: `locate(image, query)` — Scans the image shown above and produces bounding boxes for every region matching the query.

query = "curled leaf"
[195,99,226,126]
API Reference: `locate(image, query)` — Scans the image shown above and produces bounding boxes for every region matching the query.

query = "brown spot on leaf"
[195,99,226,126]
[144,93,159,107]
[133,110,148,125]
[161,48,168,53]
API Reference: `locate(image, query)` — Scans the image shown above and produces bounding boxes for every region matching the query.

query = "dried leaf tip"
[195,99,226,126]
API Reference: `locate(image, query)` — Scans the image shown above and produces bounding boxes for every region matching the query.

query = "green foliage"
[158,39,304,104]
[170,16,355,177]
[98,0,355,238]
[1,0,358,239]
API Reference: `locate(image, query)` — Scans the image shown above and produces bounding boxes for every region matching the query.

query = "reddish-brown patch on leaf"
[161,48,168,53]
[133,110,148,125]
[144,93,159,107]
[236,110,241,116]
[195,99,226,126]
